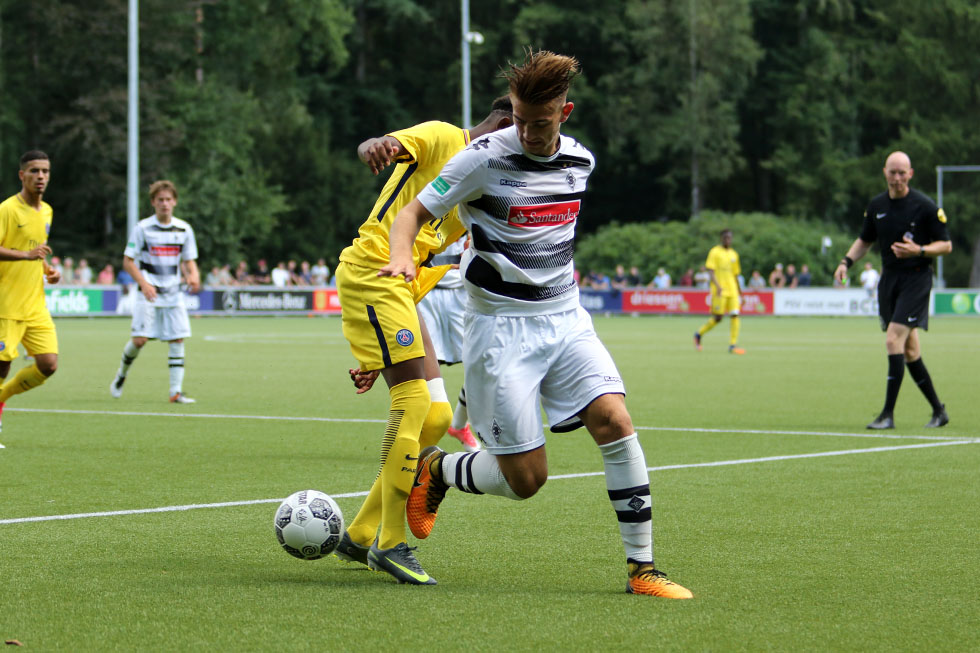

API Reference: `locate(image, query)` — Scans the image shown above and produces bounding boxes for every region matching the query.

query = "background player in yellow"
[694,228,745,354]
[0,151,63,442]
[332,98,512,584]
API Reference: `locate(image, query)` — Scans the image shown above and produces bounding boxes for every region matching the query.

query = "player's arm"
[0,243,52,261]
[358,135,408,176]
[378,198,435,283]
[834,238,873,284]
[123,255,157,302]
[706,268,720,295]
[182,259,201,293]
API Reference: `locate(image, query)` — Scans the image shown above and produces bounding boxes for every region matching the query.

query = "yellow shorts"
[0,313,59,362]
[336,262,450,371]
[710,293,740,316]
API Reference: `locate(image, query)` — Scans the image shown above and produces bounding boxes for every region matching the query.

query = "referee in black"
[834,151,952,429]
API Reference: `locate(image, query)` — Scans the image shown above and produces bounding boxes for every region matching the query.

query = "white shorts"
[417,286,466,365]
[463,306,626,455]
[131,297,192,341]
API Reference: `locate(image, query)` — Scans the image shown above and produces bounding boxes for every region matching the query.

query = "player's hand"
[833,263,848,285]
[360,138,402,176]
[140,281,157,302]
[891,236,920,259]
[378,257,417,282]
[349,368,380,394]
[25,244,52,260]
[44,262,61,285]
[187,277,201,293]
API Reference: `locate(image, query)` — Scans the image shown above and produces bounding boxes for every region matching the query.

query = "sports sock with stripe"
[0,363,51,403]
[439,450,521,500]
[377,378,428,549]
[168,341,185,395]
[599,433,653,564]
[116,340,140,379]
[450,387,469,431]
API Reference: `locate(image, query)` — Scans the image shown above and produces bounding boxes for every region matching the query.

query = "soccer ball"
[274,490,344,560]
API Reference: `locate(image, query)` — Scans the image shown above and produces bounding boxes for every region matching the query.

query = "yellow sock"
[378,379,429,549]
[729,316,741,346]
[0,364,49,403]
[347,393,449,546]
[697,319,717,337]
[420,401,452,450]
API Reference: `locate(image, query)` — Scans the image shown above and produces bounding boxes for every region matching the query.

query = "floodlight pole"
[461,0,472,129]
[935,164,980,289]
[127,0,139,239]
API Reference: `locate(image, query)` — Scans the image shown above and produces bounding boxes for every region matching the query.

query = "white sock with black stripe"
[599,433,653,564]
[168,341,185,395]
[439,450,522,500]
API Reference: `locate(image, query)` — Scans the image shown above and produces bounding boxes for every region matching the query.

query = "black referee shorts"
[877,266,933,331]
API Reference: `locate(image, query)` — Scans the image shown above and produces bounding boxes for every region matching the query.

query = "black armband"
[842,256,854,269]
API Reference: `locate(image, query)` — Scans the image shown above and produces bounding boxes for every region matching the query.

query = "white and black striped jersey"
[428,236,465,290]
[416,126,594,316]
[124,216,198,307]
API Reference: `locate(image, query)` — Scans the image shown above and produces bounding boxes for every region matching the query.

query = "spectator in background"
[678,268,694,287]
[311,257,330,286]
[287,260,305,285]
[747,269,766,289]
[650,267,671,289]
[797,264,812,287]
[271,261,290,287]
[768,263,786,288]
[254,259,271,284]
[610,264,629,291]
[205,266,222,286]
[75,258,93,284]
[859,261,880,297]
[693,265,710,289]
[626,265,642,286]
[586,269,611,290]
[62,257,75,285]
[218,264,236,285]
[97,263,115,285]
[785,263,798,288]
[299,260,313,285]
[234,260,250,284]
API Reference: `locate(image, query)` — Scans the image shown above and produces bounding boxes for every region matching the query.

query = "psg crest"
[395,329,414,346]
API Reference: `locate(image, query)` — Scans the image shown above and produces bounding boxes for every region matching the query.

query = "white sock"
[168,341,185,395]
[426,377,448,403]
[118,340,140,378]
[599,433,653,563]
[440,451,521,500]
[450,387,468,430]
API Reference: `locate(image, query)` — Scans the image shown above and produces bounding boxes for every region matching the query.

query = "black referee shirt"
[859,188,950,271]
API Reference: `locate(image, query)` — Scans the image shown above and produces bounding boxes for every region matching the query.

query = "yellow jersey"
[0,193,53,320]
[705,244,740,297]
[340,121,469,270]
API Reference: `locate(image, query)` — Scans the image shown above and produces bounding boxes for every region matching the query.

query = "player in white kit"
[382,50,692,599]
[416,235,480,451]
[110,180,201,403]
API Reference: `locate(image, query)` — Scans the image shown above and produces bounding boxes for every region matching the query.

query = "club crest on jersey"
[566,172,575,189]
[507,200,580,228]
[395,329,414,346]
[0,341,5,352]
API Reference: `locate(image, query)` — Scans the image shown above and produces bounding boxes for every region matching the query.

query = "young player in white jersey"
[381,50,693,599]
[110,180,201,403]
[415,235,480,451]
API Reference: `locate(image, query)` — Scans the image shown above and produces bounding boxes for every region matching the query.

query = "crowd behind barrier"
[43,284,980,318]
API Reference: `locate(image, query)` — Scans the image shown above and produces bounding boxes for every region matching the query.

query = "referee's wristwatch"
[920,245,926,256]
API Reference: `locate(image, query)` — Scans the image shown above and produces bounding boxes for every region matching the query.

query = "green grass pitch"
[1,315,978,651]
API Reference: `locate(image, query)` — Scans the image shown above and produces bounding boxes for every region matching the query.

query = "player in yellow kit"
[0,151,63,443]
[694,228,745,354]
[332,98,512,584]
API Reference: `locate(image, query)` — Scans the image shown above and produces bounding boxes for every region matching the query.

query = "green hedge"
[575,211,874,286]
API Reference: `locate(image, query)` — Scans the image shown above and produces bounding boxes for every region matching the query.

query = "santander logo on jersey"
[151,245,182,256]
[507,200,580,228]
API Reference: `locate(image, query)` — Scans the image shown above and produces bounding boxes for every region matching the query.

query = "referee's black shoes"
[866,411,895,430]
[925,404,950,428]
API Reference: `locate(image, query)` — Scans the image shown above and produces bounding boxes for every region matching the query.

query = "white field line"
[1,438,976,526]
[3,407,967,441]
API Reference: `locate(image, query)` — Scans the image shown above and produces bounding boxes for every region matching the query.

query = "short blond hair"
[501,48,581,105]
[149,179,178,200]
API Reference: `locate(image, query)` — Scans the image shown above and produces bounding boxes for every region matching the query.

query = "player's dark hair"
[490,94,512,114]
[20,150,49,168]
[720,228,732,237]
[501,48,580,105]
[149,179,178,201]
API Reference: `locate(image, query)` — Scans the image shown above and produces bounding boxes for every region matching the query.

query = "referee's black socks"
[906,357,943,413]
[883,353,905,414]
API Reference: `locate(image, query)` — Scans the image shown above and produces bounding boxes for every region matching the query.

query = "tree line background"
[1,0,978,286]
